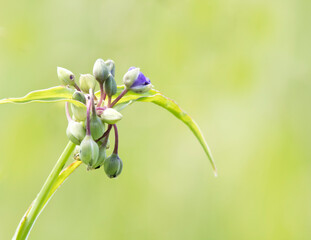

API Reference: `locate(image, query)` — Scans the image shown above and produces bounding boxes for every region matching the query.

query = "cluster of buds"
[57,59,152,178]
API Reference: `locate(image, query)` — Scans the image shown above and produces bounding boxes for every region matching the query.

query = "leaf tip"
[213,168,218,177]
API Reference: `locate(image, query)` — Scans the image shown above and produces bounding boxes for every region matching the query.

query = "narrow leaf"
[107,86,217,176]
[46,160,82,203]
[0,86,86,108]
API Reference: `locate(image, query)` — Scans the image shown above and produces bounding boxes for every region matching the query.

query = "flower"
[123,67,152,93]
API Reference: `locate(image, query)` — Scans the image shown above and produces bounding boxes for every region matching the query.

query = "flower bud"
[100,108,122,124]
[90,114,105,140]
[79,74,96,93]
[93,145,106,169]
[57,67,76,86]
[103,153,123,178]
[123,67,140,89]
[104,74,117,97]
[80,135,99,167]
[123,67,152,93]
[93,59,110,84]
[71,91,87,121]
[105,59,115,77]
[66,120,86,145]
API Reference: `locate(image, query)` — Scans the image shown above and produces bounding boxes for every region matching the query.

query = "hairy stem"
[13,141,76,240]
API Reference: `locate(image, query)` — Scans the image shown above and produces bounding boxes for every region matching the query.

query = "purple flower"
[128,67,151,87]
[123,67,152,93]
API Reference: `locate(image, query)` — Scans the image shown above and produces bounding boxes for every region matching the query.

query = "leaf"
[0,86,86,108]
[45,160,82,203]
[106,86,218,176]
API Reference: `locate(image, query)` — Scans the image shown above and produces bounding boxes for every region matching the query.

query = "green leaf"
[0,86,86,108]
[106,86,218,176]
[13,160,82,240]
[46,160,82,204]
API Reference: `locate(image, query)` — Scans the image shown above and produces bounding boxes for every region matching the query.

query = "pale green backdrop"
[0,0,310,239]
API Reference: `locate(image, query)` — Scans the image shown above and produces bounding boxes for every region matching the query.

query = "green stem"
[13,141,76,240]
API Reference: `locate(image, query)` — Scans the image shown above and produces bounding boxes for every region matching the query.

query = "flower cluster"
[57,59,152,178]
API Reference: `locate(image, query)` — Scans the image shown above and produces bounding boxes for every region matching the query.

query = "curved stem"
[108,96,111,107]
[110,89,128,108]
[13,141,76,240]
[97,124,112,143]
[65,102,72,121]
[74,83,81,92]
[97,83,104,107]
[113,124,119,154]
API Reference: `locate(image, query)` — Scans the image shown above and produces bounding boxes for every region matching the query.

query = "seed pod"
[71,91,87,121]
[90,114,105,140]
[103,153,123,178]
[93,145,106,169]
[100,108,122,124]
[57,67,76,86]
[105,59,115,77]
[80,135,99,167]
[93,59,110,84]
[66,120,86,145]
[104,74,117,97]
[79,74,96,93]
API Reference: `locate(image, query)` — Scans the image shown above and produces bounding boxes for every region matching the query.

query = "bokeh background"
[0,0,310,239]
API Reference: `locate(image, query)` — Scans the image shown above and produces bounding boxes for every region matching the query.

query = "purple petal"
[131,72,151,87]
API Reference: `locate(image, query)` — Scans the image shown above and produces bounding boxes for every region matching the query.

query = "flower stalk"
[110,89,128,108]
[113,124,119,154]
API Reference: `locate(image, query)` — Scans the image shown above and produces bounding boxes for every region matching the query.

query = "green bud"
[71,91,87,121]
[105,59,115,77]
[93,59,110,84]
[57,67,76,86]
[103,153,123,178]
[79,74,96,93]
[72,91,86,103]
[100,108,122,124]
[66,120,86,145]
[80,135,99,167]
[90,114,105,140]
[104,74,117,97]
[93,145,106,169]
[123,67,140,89]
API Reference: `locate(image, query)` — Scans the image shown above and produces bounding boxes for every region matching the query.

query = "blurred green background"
[0,0,310,239]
